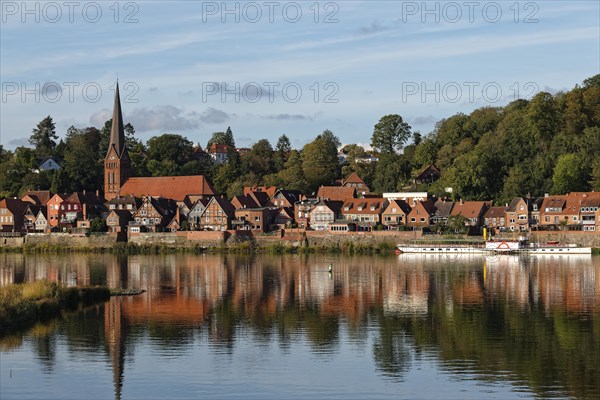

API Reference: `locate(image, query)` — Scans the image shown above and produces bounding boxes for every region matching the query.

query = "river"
[1,253,599,399]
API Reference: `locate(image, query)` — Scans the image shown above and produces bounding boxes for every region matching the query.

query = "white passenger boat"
[398,239,592,255]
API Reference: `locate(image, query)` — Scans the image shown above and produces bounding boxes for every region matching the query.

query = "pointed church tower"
[104,82,132,201]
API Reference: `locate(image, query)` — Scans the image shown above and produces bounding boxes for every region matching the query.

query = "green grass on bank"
[0,280,110,335]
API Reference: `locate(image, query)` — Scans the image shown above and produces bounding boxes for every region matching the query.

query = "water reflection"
[1,253,599,399]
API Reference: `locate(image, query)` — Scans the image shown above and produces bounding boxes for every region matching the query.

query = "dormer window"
[358,206,363,211]
[370,205,375,211]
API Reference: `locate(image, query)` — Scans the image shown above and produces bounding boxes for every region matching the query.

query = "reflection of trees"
[373,318,411,381]
[2,254,599,398]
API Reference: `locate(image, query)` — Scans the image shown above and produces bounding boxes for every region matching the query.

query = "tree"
[242,139,274,177]
[302,130,340,191]
[371,114,411,154]
[207,127,235,148]
[589,158,600,191]
[372,153,403,193]
[90,217,107,232]
[29,116,58,157]
[62,127,103,191]
[279,150,309,193]
[146,134,193,173]
[274,134,291,172]
[551,154,588,194]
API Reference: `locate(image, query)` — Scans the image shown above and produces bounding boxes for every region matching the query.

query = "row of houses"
[3,181,599,235]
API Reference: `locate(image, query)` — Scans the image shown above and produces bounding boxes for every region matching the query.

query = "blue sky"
[1,1,599,150]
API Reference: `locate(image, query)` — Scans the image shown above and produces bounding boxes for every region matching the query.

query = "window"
[141,210,147,216]
[411,217,416,222]
[110,204,115,209]
[420,218,425,222]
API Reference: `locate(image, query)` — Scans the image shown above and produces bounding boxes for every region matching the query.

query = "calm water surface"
[1,253,599,399]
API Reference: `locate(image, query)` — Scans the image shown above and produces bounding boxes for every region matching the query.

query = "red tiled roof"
[118,176,216,201]
[243,186,277,198]
[451,201,488,218]
[208,143,230,154]
[341,198,387,215]
[317,186,356,201]
[484,206,507,218]
[343,172,366,185]
[21,190,53,205]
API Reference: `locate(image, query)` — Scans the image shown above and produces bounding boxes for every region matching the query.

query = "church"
[103,83,216,202]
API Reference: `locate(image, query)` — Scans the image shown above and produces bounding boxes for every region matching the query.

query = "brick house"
[0,198,28,232]
[129,196,178,233]
[207,143,230,165]
[269,189,302,208]
[231,194,259,210]
[450,201,490,227]
[539,195,567,228]
[23,204,44,232]
[106,210,133,233]
[271,207,294,230]
[105,196,142,214]
[46,193,68,228]
[294,198,319,229]
[198,197,236,231]
[187,199,210,230]
[381,199,412,229]
[406,200,436,227]
[233,207,271,232]
[483,206,507,233]
[430,200,454,225]
[60,191,103,228]
[413,164,441,185]
[342,172,370,195]
[340,198,388,230]
[34,209,49,232]
[309,200,343,231]
[579,195,600,232]
[505,198,530,232]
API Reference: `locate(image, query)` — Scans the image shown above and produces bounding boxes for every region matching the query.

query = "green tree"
[146,134,193,173]
[29,116,58,157]
[62,127,103,191]
[279,150,309,193]
[372,153,403,193]
[207,127,235,148]
[274,134,291,172]
[371,114,411,154]
[302,130,340,191]
[242,139,274,177]
[589,158,600,191]
[551,153,588,194]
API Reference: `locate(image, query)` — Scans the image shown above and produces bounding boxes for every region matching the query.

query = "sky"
[1,0,599,151]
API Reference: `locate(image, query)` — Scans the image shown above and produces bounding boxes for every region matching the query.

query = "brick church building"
[104,83,216,201]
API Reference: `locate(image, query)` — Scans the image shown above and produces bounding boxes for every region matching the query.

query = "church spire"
[108,82,125,157]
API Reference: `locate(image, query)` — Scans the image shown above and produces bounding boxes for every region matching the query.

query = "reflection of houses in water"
[383,267,429,316]
[484,255,600,314]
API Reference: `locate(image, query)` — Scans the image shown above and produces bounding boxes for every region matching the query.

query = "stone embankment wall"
[25,233,118,248]
[529,232,600,248]
[129,231,228,247]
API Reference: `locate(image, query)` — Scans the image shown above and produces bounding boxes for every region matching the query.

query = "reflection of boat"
[398,238,592,255]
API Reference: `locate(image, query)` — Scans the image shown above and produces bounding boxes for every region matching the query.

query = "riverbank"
[0,281,111,335]
[1,231,598,254]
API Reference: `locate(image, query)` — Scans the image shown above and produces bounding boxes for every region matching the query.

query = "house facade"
[309,200,342,231]
[0,198,27,232]
[381,199,411,229]
[339,198,388,230]
[406,200,435,227]
[198,197,235,231]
